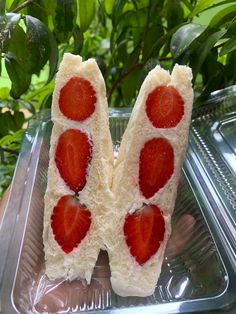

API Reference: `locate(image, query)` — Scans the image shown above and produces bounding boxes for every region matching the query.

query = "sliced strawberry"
[55,129,92,192]
[124,204,165,265]
[146,86,184,128]
[59,77,96,121]
[51,195,92,254]
[139,138,174,199]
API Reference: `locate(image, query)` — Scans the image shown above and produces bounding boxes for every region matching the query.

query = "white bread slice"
[43,53,114,283]
[106,64,193,297]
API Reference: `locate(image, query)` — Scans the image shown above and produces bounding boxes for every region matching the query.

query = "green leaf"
[4,23,32,97]
[220,37,236,55]
[26,0,48,27]
[202,63,225,95]
[225,18,236,36]
[97,1,106,27]
[24,81,54,102]
[170,23,207,58]
[189,0,217,18]
[7,24,27,64]
[0,163,15,197]
[143,25,180,62]
[226,50,236,83]
[79,0,96,32]
[40,92,52,109]
[42,0,57,15]
[13,110,25,128]
[0,0,5,14]
[8,0,24,11]
[104,0,114,15]
[96,57,106,76]
[0,55,1,76]
[165,0,184,29]
[112,0,127,27]
[0,87,10,99]
[73,25,84,54]
[47,31,58,83]
[118,9,146,47]
[5,0,15,10]
[0,129,24,147]
[123,46,140,70]
[121,68,141,106]
[180,0,193,11]
[143,23,164,59]
[5,53,31,99]
[190,29,226,82]
[210,5,236,28]
[54,0,76,43]
[25,15,50,75]
[0,13,21,52]
[0,111,17,136]
[117,38,128,63]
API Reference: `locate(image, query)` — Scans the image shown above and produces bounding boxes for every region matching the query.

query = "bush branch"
[13,0,34,13]
[108,63,143,102]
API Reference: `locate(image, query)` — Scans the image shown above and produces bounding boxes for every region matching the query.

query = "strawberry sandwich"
[43,53,113,282]
[107,64,193,297]
[43,53,193,297]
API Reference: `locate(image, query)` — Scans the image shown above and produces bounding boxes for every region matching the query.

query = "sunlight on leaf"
[79,0,96,32]
[220,37,236,55]
[210,4,236,28]
[189,0,217,18]
[171,23,207,58]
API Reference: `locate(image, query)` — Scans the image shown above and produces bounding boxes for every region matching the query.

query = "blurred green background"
[0,0,236,196]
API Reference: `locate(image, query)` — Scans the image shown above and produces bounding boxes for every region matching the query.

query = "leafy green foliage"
[5,52,31,98]
[0,13,21,51]
[0,0,236,196]
[189,0,217,18]
[210,4,236,27]
[171,24,207,58]
[0,129,24,196]
[54,0,76,43]
[78,0,96,32]
[220,37,236,55]
[25,15,51,74]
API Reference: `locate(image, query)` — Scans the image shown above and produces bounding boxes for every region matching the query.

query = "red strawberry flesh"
[124,204,165,264]
[59,77,96,121]
[55,129,92,192]
[51,195,92,254]
[146,85,184,128]
[139,138,174,199]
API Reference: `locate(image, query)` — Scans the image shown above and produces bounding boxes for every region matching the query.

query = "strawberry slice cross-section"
[146,85,184,128]
[55,129,92,193]
[124,204,165,265]
[59,77,97,121]
[51,195,92,254]
[139,138,174,199]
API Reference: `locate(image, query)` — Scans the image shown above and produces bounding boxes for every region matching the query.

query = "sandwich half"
[43,53,113,283]
[106,64,193,297]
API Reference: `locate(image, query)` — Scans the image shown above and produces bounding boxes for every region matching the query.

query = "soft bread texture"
[106,64,193,297]
[44,56,193,297]
[43,53,114,283]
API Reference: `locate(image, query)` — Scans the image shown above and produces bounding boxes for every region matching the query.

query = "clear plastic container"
[0,96,236,313]
[189,86,236,253]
